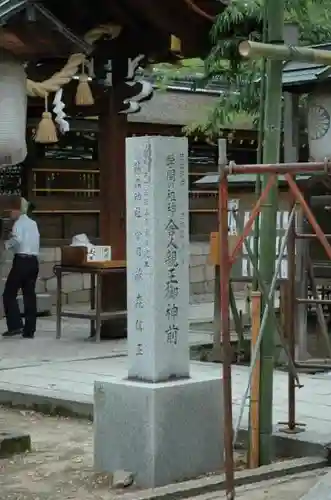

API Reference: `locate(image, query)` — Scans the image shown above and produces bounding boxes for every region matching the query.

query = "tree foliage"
[183,0,331,137]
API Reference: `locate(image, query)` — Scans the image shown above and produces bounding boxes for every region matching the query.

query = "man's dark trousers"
[3,254,39,337]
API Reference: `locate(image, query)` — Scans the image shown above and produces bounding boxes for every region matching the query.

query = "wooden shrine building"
[1,0,230,246]
[0,0,234,323]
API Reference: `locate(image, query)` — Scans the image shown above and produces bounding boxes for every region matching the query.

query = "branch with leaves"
[189,0,331,137]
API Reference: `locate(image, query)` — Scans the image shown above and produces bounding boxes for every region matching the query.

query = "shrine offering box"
[61,245,112,267]
[208,232,240,266]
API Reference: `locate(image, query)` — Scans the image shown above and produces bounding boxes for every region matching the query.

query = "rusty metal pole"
[219,171,235,500]
[285,174,331,260]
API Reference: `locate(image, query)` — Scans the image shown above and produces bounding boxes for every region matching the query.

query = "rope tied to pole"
[26,24,122,98]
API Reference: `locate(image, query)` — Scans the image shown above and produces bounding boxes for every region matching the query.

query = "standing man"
[2,198,40,338]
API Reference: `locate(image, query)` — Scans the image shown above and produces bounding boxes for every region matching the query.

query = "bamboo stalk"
[239,40,331,66]
[258,0,284,465]
[253,0,267,292]
[249,291,261,468]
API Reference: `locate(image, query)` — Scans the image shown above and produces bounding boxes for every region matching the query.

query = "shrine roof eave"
[0,0,91,58]
[37,0,230,60]
[282,42,331,93]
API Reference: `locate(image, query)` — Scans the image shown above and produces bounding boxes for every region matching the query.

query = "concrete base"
[94,374,224,488]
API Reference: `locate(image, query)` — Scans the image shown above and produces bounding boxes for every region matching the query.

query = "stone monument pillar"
[94,136,224,488]
[126,136,189,382]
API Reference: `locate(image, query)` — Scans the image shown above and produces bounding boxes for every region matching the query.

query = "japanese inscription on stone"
[165,153,180,346]
[126,136,189,382]
[130,142,152,357]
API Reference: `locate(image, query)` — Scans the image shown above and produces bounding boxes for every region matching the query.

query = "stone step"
[0,293,52,318]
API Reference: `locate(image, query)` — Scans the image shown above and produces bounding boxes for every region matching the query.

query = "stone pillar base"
[94,375,224,488]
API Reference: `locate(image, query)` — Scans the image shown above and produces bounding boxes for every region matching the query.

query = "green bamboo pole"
[258,0,284,465]
[252,2,268,292]
[239,40,331,66]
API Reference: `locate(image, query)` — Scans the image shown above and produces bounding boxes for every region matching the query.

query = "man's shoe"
[22,333,35,339]
[84,334,96,342]
[2,328,23,337]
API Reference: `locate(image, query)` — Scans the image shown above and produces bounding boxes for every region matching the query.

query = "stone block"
[45,273,84,293]
[190,241,210,256]
[190,254,208,267]
[44,277,57,293]
[189,265,205,284]
[205,264,215,282]
[94,374,224,488]
[36,279,46,294]
[0,432,31,458]
[190,281,207,295]
[1,260,13,277]
[194,293,214,304]
[67,289,90,304]
[38,262,55,280]
[205,279,216,294]
[83,274,91,290]
[49,292,68,306]
[55,247,61,262]
[39,247,56,263]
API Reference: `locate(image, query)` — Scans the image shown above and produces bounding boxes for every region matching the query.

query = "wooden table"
[53,262,126,343]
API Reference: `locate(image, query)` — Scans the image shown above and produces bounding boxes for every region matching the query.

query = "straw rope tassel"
[34,94,58,144]
[75,63,94,106]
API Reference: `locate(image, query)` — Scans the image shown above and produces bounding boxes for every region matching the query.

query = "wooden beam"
[98,91,127,338]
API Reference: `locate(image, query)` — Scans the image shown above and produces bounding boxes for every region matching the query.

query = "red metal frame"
[219,173,235,500]
[218,160,331,500]
[230,175,276,265]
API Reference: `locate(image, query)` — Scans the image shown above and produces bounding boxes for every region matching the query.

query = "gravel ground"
[0,407,135,500]
[0,406,323,500]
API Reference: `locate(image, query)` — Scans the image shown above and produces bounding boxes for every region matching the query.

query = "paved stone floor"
[0,303,331,450]
[189,472,325,500]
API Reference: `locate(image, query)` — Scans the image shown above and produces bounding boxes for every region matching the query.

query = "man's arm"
[5,221,22,250]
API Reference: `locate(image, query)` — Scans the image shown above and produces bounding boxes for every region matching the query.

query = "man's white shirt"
[5,214,40,256]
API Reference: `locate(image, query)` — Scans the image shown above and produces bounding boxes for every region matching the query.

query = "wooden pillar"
[98,92,127,338]
[99,92,126,257]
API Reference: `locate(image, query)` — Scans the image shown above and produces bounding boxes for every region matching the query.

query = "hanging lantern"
[307,91,331,161]
[0,51,27,167]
